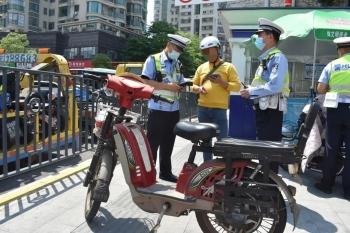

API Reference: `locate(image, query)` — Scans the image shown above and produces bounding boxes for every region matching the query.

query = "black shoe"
[315,182,332,194]
[159,174,178,183]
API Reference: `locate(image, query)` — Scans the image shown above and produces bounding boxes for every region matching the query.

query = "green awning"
[276,10,350,41]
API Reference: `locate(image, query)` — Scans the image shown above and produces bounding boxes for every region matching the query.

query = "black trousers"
[146,109,180,176]
[255,107,283,173]
[322,104,350,195]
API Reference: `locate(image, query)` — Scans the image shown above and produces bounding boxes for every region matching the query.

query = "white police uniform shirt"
[318,53,350,103]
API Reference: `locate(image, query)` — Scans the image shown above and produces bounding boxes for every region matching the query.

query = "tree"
[122,35,152,62]
[124,21,205,77]
[0,32,30,53]
[92,53,112,68]
[177,32,206,78]
[124,21,177,62]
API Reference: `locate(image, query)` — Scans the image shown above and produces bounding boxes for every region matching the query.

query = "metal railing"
[0,66,198,179]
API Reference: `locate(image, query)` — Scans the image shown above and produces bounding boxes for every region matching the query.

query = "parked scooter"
[83,74,306,233]
[282,98,345,176]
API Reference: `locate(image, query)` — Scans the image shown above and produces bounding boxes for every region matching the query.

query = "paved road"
[0,136,349,233]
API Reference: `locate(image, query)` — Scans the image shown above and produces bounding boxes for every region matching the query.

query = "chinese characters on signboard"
[68,60,92,68]
[0,53,37,63]
[316,29,349,40]
[326,30,348,39]
[0,53,37,68]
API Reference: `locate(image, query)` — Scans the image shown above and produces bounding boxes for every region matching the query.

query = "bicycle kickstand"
[149,203,170,233]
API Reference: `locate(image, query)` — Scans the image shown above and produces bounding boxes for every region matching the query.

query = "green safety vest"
[151,52,181,101]
[251,48,290,96]
[329,54,350,95]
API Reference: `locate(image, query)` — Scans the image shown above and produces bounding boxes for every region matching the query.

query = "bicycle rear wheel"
[195,165,287,233]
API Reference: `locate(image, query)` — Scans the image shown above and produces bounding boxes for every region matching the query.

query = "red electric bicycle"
[83,73,318,233]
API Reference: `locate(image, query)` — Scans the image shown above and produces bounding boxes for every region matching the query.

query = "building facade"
[155,1,231,59]
[154,0,350,60]
[0,0,147,35]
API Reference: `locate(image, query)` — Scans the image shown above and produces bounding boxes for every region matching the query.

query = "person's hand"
[240,89,250,98]
[208,74,221,83]
[198,86,207,94]
[167,83,181,92]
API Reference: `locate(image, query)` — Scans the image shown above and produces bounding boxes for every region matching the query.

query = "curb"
[0,159,91,206]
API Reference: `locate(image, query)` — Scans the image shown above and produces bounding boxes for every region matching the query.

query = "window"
[194,19,200,35]
[87,1,102,14]
[81,47,96,59]
[49,9,55,16]
[8,2,25,12]
[0,4,7,14]
[127,15,142,27]
[48,22,55,30]
[202,17,213,23]
[43,8,47,15]
[116,8,125,19]
[29,1,39,13]
[29,15,39,28]
[116,0,125,4]
[127,3,142,14]
[43,21,47,29]
[74,5,79,12]
[64,48,78,59]
[195,4,200,15]
[50,0,55,2]
[59,6,69,17]
[8,12,25,27]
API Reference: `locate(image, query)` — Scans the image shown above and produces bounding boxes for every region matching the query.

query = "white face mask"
[167,50,180,60]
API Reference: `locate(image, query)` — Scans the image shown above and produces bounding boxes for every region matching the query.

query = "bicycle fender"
[269,172,300,230]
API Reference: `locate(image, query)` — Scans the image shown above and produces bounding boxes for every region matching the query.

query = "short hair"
[264,30,280,43]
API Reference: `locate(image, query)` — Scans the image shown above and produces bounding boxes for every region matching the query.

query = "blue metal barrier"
[228,95,256,140]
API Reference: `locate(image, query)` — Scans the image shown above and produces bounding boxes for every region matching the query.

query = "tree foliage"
[124,21,205,78]
[0,32,30,53]
[92,53,112,68]
[124,21,177,62]
[177,31,206,78]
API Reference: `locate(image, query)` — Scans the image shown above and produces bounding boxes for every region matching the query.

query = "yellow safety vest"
[251,48,290,111]
[151,52,181,101]
[251,48,290,96]
[329,54,350,95]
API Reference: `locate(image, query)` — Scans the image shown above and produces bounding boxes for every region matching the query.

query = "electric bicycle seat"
[214,102,321,164]
[174,121,218,143]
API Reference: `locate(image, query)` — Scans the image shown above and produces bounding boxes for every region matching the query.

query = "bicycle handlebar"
[151,94,174,104]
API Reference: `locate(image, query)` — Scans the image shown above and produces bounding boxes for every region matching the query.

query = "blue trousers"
[322,104,350,195]
[197,106,228,161]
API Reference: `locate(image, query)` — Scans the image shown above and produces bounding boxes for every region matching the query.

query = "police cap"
[256,18,284,35]
[167,34,191,52]
[334,37,350,48]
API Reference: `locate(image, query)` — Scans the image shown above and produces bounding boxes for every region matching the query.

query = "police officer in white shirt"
[315,37,350,200]
[240,18,290,173]
[141,34,191,182]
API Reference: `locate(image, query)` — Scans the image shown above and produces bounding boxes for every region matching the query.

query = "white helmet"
[200,36,221,50]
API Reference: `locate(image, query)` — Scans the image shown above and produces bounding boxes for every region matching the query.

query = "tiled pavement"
[0,136,349,233]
